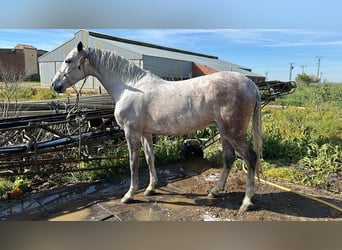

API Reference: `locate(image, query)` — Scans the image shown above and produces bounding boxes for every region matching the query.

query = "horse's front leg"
[121,133,141,203]
[141,134,158,196]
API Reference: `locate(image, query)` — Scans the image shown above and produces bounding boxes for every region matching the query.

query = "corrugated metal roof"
[89,31,218,59]
[39,30,263,79]
[88,31,262,78]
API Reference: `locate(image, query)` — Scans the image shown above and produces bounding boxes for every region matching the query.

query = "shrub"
[300,143,341,188]
[154,136,182,165]
[31,88,57,100]
[295,73,320,86]
[0,178,13,198]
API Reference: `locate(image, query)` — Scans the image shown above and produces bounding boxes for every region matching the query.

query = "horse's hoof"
[207,190,219,199]
[121,196,134,204]
[238,202,254,213]
[144,189,156,196]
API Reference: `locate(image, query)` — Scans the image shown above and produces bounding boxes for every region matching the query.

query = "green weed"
[0,178,14,198]
[154,136,182,165]
[263,166,305,183]
[273,83,342,108]
[300,143,341,188]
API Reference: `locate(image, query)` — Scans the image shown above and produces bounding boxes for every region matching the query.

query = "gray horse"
[52,42,262,212]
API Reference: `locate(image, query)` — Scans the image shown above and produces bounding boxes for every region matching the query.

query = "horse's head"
[51,41,90,93]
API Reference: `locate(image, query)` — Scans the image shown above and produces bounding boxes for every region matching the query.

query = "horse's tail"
[252,88,262,179]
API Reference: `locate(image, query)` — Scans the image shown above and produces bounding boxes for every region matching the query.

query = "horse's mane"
[87,47,147,83]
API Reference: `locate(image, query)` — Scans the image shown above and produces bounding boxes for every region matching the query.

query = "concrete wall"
[0,49,25,79]
[23,47,38,77]
[0,46,39,81]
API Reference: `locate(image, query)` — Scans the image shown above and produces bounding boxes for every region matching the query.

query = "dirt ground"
[2,159,342,221]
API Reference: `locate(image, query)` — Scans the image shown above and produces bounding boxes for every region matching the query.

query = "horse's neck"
[88,48,146,102]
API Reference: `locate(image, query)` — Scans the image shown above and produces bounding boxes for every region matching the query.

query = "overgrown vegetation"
[0,84,59,101]
[295,73,320,86]
[260,105,341,191]
[273,83,342,107]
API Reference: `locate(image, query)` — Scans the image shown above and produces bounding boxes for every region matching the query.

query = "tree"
[0,63,25,118]
[295,73,320,86]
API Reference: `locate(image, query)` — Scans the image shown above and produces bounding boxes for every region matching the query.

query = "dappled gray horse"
[52,42,262,212]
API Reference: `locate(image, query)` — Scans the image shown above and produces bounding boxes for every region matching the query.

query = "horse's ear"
[77,42,83,52]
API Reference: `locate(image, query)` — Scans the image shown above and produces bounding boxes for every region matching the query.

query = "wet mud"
[1,160,342,221]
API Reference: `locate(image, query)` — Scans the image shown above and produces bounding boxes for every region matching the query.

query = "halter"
[59,54,90,90]
[59,53,93,115]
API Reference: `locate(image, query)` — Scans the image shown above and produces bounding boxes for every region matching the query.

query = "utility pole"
[316,56,323,79]
[289,63,294,81]
[300,65,307,74]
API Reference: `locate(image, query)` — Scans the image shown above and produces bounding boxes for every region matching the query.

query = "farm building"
[0,44,46,81]
[38,30,265,89]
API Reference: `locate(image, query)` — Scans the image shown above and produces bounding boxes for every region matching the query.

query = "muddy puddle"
[46,161,220,221]
[2,159,342,221]
[49,207,92,221]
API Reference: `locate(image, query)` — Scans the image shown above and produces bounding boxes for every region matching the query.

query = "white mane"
[87,47,147,84]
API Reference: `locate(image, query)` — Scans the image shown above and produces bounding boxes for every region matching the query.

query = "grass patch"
[273,83,342,108]
[0,81,70,101]
[0,178,14,198]
[262,165,305,183]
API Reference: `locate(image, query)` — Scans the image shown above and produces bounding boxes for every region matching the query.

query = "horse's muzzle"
[51,81,65,93]
[54,84,64,93]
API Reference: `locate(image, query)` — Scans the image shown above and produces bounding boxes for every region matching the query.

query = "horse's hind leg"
[208,138,236,198]
[230,138,257,212]
[141,134,158,196]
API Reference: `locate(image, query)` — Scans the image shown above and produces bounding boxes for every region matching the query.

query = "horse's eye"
[65,59,72,64]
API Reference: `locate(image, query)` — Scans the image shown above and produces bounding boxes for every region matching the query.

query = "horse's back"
[144,71,257,134]
[203,71,258,105]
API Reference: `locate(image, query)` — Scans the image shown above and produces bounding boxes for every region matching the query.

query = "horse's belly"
[144,112,213,135]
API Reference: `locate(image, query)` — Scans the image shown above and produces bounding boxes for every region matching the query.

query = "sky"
[1,29,341,83]
[0,0,341,82]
